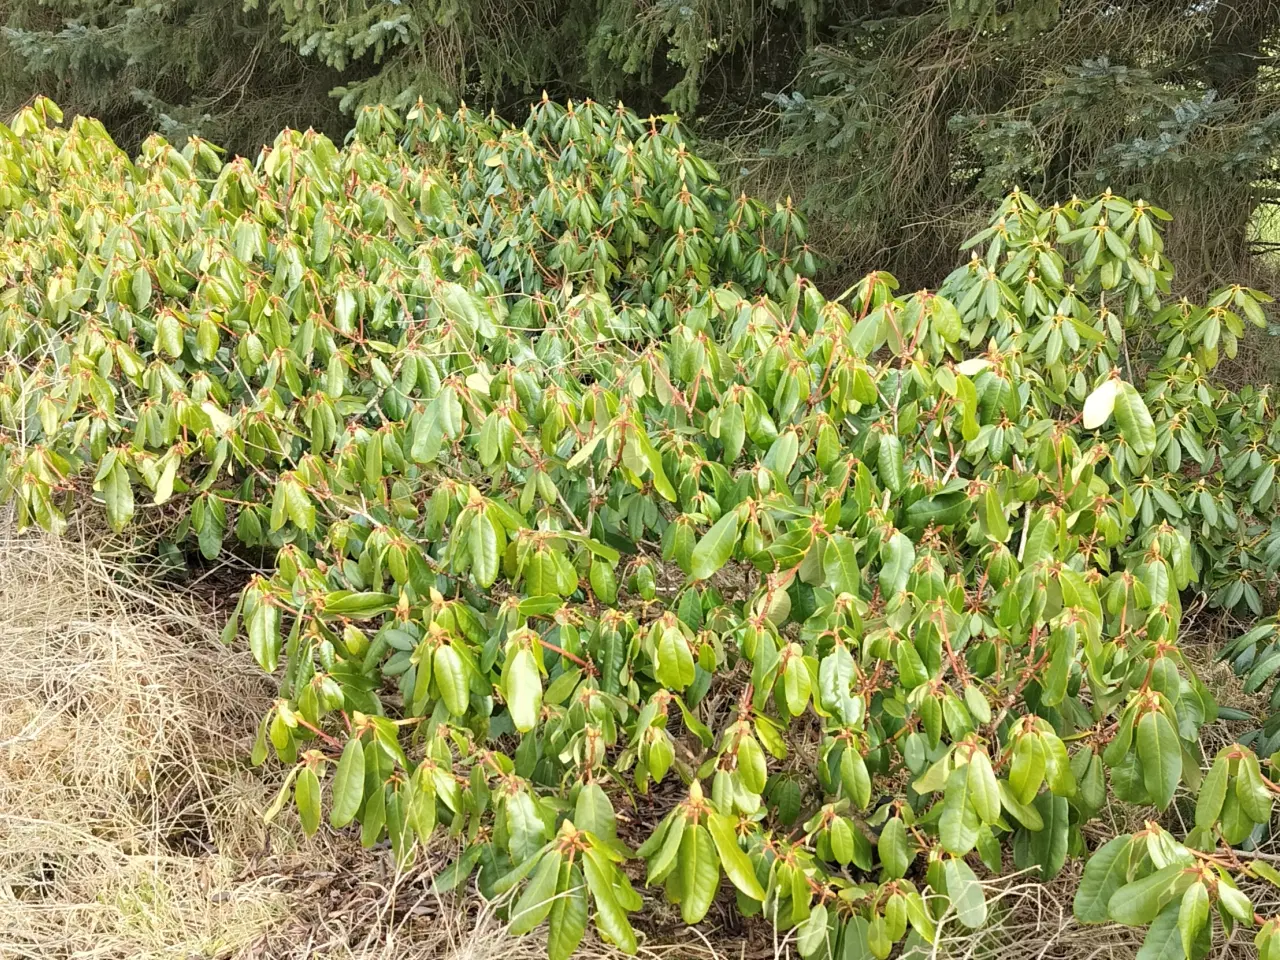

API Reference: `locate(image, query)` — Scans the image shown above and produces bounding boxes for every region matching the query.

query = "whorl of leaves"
[3,94,1280,960]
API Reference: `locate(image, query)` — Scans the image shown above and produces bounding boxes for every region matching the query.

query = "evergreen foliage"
[0,0,347,151]
[4,94,1280,960]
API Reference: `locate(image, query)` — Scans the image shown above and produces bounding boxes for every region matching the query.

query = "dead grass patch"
[0,524,290,958]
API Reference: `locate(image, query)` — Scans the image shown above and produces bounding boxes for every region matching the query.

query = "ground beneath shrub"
[0,524,1273,959]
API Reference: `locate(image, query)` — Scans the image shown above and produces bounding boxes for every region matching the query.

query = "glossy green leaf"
[510,851,560,935]
[878,816,912,879]
[690,510,741,581]
[547,861,588,960]
[583,848,637,953]
[707,811,766,901]
[1137,711,1181,811]
[1108,865,1192,926]
[434,644,469,716]
[1074,835,1134,923]
[1115,382,1156,458]
[329,737,366,829]
[678,823,720,924]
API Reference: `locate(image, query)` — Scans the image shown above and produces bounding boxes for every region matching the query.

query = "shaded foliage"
[763,0,1280,288]
[3,1,1280,296]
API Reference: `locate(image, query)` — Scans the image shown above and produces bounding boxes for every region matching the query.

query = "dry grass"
[0,524,288,959]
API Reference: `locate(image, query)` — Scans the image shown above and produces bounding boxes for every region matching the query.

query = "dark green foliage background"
[4,0,1280,292]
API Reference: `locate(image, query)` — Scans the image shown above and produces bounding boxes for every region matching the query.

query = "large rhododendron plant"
[3,95,1280,959]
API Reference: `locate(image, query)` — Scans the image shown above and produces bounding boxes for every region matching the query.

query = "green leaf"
[102,460,135,532]
[1138,901,1199,960]
[360,783,386,848]
[823,534,860,594]
[132,267,152,309]
[940,764,980,855]
[943,858,987,929]
[1178,882,1208,960]
[783,654,812,715]
[506,791,546,863]
[797,904,830,957]
[589,559,618,603]
[509,851,560,935]
[583,848,638,953]
[575,783,617,840]
[330,737,366,829]
[998,780,1044,830]
[843,916,872,960]
[247,601,280,673]
[1010,733,1045,805]
[1137,711,1181,810]
[1195,755,1229,828]
[284,481,315,532]
[657,627,695,690]
[878,816,912,879]
[1250,859,1280,890]
[840,746,872,810]
[1115,382,1156,457]
[1074,835,1134,923]
[295,766,321,836]
[1237,754,1273,823]
[878,433,906,493]
[434,644,469,716]
[678,823,720,924]
[1108,865,1192,926]
[964,684,992,724]
[720,402,745,464]
[547,860,588,960]
[645,813,685,885]
[879,532,915,597]
[690,509,741,581]
[829,816,854,866]
[471,511,500,587]
[322,592,397,618]
[976,824,1002,873]
[736,735,768,795]
[1027,793,1069,880]
[707,812,765,901]
[968,751,1001,824]
[1218,882,1254,924]
[507,647,542,732]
